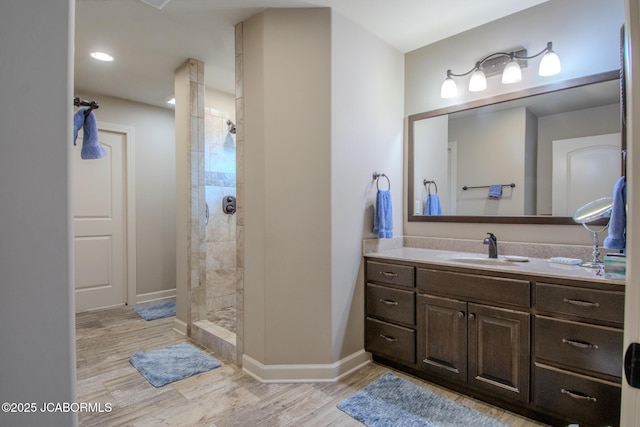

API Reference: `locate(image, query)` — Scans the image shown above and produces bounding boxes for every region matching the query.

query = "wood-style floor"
[76,305,548,427]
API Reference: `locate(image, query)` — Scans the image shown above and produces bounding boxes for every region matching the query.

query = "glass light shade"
[440,77,457,98]
[502,59,522,84]
[539,51,561,76]
[468,69,487,92]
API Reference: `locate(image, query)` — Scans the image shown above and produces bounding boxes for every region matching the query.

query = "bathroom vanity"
[364,247,625,427]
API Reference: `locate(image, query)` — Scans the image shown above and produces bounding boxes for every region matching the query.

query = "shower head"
[226,120,236,134]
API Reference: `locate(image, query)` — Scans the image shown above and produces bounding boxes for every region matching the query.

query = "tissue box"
[604,253,626,280]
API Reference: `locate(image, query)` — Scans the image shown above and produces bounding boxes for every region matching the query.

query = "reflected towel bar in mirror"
[462,183,516,191]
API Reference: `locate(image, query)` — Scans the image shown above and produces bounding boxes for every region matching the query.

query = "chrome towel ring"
[372,172,391,191]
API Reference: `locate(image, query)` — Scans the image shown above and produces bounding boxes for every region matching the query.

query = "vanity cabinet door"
[468,303,530,402]
[417,294,467,383]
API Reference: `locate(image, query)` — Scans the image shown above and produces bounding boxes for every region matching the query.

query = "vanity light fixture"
[440,41,561,99]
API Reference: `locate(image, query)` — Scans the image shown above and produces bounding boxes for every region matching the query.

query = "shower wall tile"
[206,241,236,270]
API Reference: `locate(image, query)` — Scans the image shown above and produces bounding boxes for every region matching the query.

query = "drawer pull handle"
[379,334,398,342]
[561,388,597,403]
[562,338,599,350]
[379,299,399,306]
[380,271,399,278]
[563,298,600,308]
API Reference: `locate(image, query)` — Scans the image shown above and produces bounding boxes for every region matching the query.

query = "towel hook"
[372,172,391,191]
[423,179,438,195]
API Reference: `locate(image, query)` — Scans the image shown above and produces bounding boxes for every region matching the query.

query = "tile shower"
[204,108,237,333]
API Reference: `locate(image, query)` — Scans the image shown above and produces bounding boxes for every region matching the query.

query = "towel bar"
[462,183,515,191]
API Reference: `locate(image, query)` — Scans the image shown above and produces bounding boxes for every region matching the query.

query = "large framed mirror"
[408,70,624,224]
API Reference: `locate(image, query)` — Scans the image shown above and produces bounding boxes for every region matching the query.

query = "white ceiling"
[74,0,549,109]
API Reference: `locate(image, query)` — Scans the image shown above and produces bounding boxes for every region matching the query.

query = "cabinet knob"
[468,313,476,320]
[457,311,465,318]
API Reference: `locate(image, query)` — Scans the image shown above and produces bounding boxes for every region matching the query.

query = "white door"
[73,128,127,312]
[552,133,621,216]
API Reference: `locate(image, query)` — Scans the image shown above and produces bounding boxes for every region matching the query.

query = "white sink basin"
[448,257,514,266]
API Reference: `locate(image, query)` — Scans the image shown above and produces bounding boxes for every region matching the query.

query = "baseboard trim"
[135,289,176,305]
[242,350,370,383]
[173,318,188,336]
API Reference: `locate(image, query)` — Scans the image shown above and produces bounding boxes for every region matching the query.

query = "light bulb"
[502,58,522,84]
[539,51,561,76]
[468,69,487,92]
[440,75,457,98]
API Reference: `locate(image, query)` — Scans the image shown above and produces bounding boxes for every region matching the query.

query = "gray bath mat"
[130,342,222,387]
[337,371,509,427]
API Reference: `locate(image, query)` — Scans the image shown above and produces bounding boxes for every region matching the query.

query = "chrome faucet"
[483,233,498,258]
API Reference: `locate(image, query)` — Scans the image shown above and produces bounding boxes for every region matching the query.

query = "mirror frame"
[407,70,623,225]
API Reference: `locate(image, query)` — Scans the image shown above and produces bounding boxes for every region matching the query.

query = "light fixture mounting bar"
[482,48,527,77]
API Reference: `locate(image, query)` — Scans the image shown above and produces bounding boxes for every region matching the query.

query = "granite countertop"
[364,247,625,286]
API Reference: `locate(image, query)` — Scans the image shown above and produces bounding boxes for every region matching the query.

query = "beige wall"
[0,0,77,426]
[74,92,176,298]
[404,0,625,244]
[244,8,333,366]
[330,10,405,360]
[242,8,404,372]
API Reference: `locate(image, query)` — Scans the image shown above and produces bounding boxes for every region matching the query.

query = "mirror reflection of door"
[552,133,621,217]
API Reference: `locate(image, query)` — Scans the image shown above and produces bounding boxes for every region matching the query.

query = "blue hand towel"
[73,108,106,159]
[488,185,502,199]
[423,194,442,216]
[373,190,393,239]
[604,176,626,250]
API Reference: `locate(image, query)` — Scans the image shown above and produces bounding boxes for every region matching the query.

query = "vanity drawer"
[535,316,623,378]
[417,269,530,308]
[534,364,621,427]
[365,317,415,364]
[366,283,415,325]
[535,283,624,323]
[366,261,414,288]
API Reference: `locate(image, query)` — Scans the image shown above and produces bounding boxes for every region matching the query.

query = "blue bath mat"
[337,372,508,427]
[133,299,175,320]
[130,342,222,387]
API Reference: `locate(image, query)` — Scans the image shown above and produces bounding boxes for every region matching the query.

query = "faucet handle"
[486,232,497,241]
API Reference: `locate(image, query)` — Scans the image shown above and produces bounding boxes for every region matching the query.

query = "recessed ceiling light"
[166,97,176,105]
[90,52,114,62]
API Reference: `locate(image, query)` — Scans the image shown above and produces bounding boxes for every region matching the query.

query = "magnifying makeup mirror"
[573,197,614,268]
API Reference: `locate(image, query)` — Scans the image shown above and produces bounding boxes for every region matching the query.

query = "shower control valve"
[223,196,236,215]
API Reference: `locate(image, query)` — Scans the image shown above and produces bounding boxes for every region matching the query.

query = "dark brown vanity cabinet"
[416,270,530,403]
[364,256,625,427]
[533,282,625,427]
[365,261,416,366]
